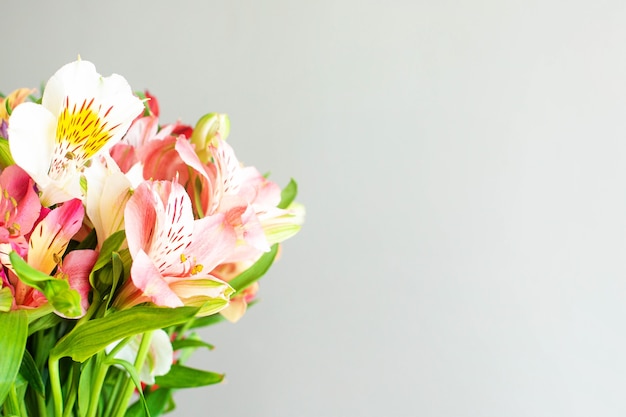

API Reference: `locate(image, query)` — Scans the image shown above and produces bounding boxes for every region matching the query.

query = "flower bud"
[190,113,230,163]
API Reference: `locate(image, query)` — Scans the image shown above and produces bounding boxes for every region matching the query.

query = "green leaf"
[229,244,279,295]
[4,97,11,116]
[106,359,151,417]
[51,306,198,363]
[0,138,15,168]
[171,339,214,351]
[154,364,223,388]
[90,230,126,277]
[27,311,61,335]
[18,350,44,395]
[125,388,171,417]
[9,252,82,317]
[187,312,225,330]
[278,178,298,209]
[90,230,127,293]
[0,311,28,405]
[78,359,94,417]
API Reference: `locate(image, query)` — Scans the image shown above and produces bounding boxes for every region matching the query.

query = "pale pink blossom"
[115,180,235,316]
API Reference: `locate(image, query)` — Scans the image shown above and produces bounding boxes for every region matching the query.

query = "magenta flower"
[0,165,42,257]
[1,198,96,315]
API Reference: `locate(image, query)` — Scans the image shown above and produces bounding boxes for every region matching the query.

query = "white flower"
[8,59,144,206]
[106,329,173,385]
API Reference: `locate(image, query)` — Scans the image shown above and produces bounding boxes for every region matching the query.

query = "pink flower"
[55,249,98,316]
[211,262,259,323]
[115,180,235,316]
[0,165,42,256]
[1,198,96,315]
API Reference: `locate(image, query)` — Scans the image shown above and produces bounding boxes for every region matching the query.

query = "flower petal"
[130,249,183,308]
[186,213,237,271]
[28,199,84,274]
[8,102,56,189]
[0,165,42,236]
[84,156,132,247]
[57,249,98,316]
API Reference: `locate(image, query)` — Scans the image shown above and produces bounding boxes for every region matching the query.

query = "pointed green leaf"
[78,359,94,417]
[278,178,298,209]
[171,339,214,351]
[91,230,126,276]
[187,312,226,330]
[229,244,279,295]
[0,311,28,405]
[106,359,151,417]
[51,306,198,362]
[90,231,127,293]
[18,350,44,395]
[154,364,223,388]
[125,388,171,417]
[4,97,11,117]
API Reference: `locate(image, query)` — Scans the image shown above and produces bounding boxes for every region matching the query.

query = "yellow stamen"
[55,97,116,159]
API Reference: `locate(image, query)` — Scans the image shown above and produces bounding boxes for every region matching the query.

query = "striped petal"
[27,199,84,275]
[8,59,143,206]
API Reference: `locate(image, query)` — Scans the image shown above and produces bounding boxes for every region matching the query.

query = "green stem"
[62,364,80,417]
[106,336,132,359]
[7,383,21,415]
[112,331,154,417]
[104,369,126,417]
[86,354,109,417]
[49,356,64,417]
[76,295,102,327]
[36,390,48,417]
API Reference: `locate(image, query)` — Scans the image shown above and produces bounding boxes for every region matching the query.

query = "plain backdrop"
[4,1,626,416]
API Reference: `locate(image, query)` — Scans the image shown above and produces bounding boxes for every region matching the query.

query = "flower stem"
[112,331,154,417]
[62,365,79,417]
[48,356,63,417]
[86,353,109,417]
[103,369,126,416]
[37,390,48,417]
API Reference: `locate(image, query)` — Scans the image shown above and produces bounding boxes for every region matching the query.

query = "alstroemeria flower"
[0,165,42,256]
[0,199,90,314]
[26,199,84,276]
[8,59,144,206]
[0,88,35,123]
[115,180,236,316]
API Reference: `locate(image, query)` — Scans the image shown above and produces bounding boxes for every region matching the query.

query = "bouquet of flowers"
[0,59,304,417]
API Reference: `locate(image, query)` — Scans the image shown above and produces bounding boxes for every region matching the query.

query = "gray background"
[4,1,626,416]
